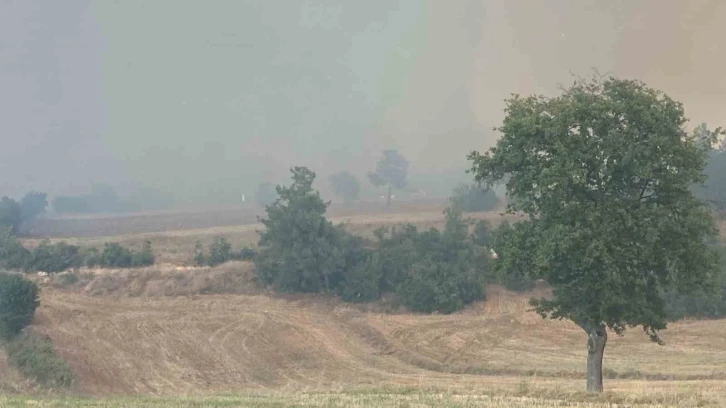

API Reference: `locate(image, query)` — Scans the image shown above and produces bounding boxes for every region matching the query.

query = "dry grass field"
[22,201,520,265]
[4,202,726,407]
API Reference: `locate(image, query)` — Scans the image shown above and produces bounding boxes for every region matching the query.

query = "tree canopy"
[368,150,408,206]
[329,171,361,203]
[468,76,722,392]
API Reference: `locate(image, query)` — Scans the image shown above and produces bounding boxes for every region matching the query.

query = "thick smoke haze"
[1,0,725,206]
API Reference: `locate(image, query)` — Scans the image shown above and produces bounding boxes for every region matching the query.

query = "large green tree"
[468,76,722,392]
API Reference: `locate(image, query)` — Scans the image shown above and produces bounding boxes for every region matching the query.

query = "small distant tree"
[255,181,277,207]
[469,76,722,392]
[0,272,39,340]
[329,171,361,203]
[368,150,408,207]
[19,192,47,224]
[0,197,22,234]
[451,183,500,212]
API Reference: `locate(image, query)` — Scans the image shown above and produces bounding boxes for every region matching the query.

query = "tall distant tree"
[0,197,22,234]
[469,76,722,392]
[368,150,408,207]
[20,191,48,224]
[329,171,361,203]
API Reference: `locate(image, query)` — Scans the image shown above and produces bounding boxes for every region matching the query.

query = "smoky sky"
[1,0,725,203]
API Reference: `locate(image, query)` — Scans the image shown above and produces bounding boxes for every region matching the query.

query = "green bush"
[398,258,483,314]
[0,197,22,234]
[25,241,83,273]
[194,238,257,266]
[472,220,492,248]
[131,240,155,267]
[0,227,30,270]
[488,220,537,292]
[255,167,364,293]
[0,272,39,340]
[340,254,381,303]
[664,244,726,320]
[6,332,73,388]
[451,183,500,213]
[85,242,155,268]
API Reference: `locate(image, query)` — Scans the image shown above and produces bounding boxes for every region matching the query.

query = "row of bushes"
[0,227,155,273]
[193,237,256,267]
[253,167,493,314]
[0,271,73,388]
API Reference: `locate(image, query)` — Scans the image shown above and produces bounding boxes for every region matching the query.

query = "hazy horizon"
[2,0,725,206]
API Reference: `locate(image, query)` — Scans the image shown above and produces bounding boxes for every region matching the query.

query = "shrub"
[0,272,39,340]
[25,241,83,273]
[488,220,537,292]
[340,254,381,303]
[451,183,500,212]
[100,243,133,267]
[6,332,73,388]
[85,242,155,268]
[255,167,364,293]
[397,258,483,314]
[208,237,232,266]
[0,227,30,270]
[0,197,22,234]
[19,192,47,225]
[329,171,361,203]
[664,244,726,320]
[194,238,256,266]
[472,220,492,248]
[131,240,155,267]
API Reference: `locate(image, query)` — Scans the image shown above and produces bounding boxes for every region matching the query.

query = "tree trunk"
[386,184,392,207]
[586,326,607,392]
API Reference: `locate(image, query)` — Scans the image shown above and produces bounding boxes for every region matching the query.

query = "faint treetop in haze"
[329,171,360,203]
[368,150,408,207]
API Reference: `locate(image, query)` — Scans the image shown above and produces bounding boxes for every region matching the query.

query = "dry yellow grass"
[23,209,518,264]
[10,281,725,406]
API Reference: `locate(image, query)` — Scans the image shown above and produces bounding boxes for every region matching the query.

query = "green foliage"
[0,272,39,340]
[468,75,722,341]
[19,192,47,224]
[0,197,22,234]
[367,207,486,313]
[472,220,492,248]
[397,257,483,314]
[52,184,127,214]
[451,183,500,212]
[368,150,408,206]
[25,241,83,273]
[255,167,364,293]
[6,332,73,388]
[85,242,155,268]
[664,244,726,320]
[488,220,536,292]
[340,254,381,303]
[0,227,30,270]
[193,237,257,266]
[329,171,361,203]
[255,181,278,207]
[132,240,156,267]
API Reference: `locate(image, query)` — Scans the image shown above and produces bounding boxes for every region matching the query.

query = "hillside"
[27,277,726,402]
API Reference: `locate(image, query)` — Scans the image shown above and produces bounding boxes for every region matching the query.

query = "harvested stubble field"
[4,203,726,407]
